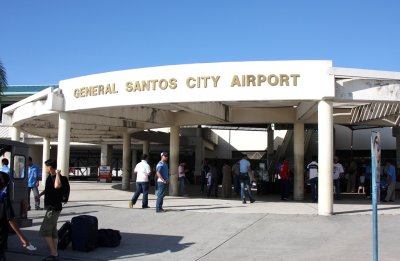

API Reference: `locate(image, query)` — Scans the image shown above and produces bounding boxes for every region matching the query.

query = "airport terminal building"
[2,60,400,215]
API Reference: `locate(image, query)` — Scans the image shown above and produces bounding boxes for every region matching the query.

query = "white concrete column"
[10,127,21,141]
[122,130,131,190]
[194,126,204,180]
[42,137,50,189]
[57,112,71,178]
[100,144,113,166]
[169,126,180,196]
[318,100,333,216]
[143,141,149,155]
[267,128,274,169]
[293,122,305,200]
[131,149,138,181]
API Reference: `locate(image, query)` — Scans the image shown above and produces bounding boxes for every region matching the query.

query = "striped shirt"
[307,161,318,179]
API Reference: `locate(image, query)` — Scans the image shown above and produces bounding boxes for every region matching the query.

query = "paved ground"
[6,181,400,261]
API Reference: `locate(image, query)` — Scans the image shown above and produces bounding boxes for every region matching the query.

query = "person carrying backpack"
[37,159,69,261]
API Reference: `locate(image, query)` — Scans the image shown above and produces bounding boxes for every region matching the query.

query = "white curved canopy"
[3,60,400,143]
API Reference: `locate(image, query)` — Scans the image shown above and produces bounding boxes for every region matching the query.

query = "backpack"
[60,175,70,203]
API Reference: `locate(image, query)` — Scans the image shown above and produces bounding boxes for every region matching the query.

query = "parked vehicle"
[0,139,32,228]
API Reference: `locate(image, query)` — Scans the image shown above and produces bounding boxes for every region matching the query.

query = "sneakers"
[242,200,247,204]
[129,201,134,208]
[250,199,255,203]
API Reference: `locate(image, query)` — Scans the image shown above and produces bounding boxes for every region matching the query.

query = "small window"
[13,155,26,179]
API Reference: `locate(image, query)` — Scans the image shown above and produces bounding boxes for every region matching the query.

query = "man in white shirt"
[129,154,151,209]
[333,156,344,200]
[307,156,318,202]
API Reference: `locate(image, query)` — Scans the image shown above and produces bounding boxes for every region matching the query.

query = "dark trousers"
[309,177,318,202]
[200,171,206,193]
[365,178,371,197]
[233,175,240,195]
[207,177,218,197]
[334,179,341,199]
[131,182,149,207]
[280,179,290,199]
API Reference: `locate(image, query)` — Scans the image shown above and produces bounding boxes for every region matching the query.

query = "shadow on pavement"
[7,230,194,261]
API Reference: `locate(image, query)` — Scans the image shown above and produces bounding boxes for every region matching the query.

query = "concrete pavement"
[7,181,400,261]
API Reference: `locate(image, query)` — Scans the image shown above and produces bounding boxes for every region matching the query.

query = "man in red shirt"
[279,159,290,200]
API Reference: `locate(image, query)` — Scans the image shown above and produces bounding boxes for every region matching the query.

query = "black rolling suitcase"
[71,215,98,252]
[58,221,72,250]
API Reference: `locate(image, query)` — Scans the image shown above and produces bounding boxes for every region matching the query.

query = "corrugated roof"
[3,85,58,95]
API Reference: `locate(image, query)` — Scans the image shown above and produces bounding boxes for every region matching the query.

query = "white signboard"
[60,61,334,111]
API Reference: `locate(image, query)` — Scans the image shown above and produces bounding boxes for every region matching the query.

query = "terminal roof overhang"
[2,63,400,144]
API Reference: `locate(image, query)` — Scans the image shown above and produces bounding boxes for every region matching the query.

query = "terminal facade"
[1,60,400,215]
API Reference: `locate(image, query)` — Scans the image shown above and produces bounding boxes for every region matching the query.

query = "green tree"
[0,60,7,95]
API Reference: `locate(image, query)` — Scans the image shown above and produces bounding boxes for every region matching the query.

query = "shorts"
[39,209,61,239]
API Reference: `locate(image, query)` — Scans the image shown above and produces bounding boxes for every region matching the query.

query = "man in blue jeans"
[156,152,169,213]
[239,155,255,204]
[129,154,151,209]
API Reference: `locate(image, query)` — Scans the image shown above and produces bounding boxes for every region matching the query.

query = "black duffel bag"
[97,229,122,247]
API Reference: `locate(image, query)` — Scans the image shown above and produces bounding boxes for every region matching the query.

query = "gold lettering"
[133,81,141,92]
[247,75,256,86]
[200,76,210,88]
[92,86,98,96]
[290,74,300,86]
[142,80,150,91]
[186,77,196,88]
[257,75,266,86]
[74,89,80,98]
[211,76,220,87]
[231,75,241,87]
[159,79,168,90]
[151,80,158,90]
[126,82,133,92]
[169,78,177,89]
[267,74,279,86]
[98,85,104,95]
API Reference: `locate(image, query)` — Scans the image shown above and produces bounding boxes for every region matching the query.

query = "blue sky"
[1,0,399,85]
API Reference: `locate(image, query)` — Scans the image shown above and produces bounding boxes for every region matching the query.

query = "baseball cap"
[161,152,169,157]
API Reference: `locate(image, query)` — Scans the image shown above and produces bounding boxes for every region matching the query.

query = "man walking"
[129,154,151,209]
[383,161,396,202]
[307,156,318,202]
[333,156,344,200]
[239,155,255,204]
[37,159,63,261]
[156,152,169,213]
[27,157,42,210]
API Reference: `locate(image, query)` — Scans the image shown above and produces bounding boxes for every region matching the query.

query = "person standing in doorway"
[239,155,255,204]
[201,160,210,194]
[333,156,344,200]
[222,162,232,198]
[232,161,240,196]
[27,157,42,211]
[156,152,169,213]
[307,156,318,203]
[178,161,188,196]
[129,154,151,209]
[279,159,290,201]
[383,161,396,202]
[364,161,372,199]
[37,159,63,261]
